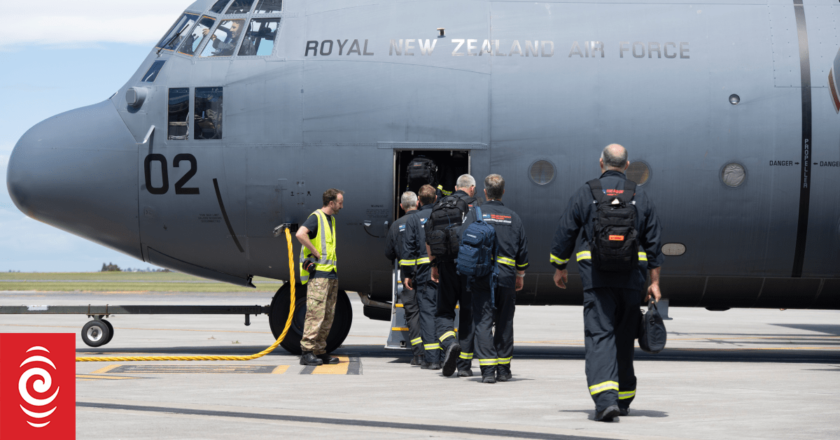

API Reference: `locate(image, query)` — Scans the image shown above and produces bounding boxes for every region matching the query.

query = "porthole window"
[626,161,650,185]
[721,163,746,187]
[529,160,555,185]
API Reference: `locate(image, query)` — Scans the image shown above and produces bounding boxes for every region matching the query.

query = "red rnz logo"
[0,333,75,439]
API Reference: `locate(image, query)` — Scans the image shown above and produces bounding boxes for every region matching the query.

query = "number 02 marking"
[144,153,199,195]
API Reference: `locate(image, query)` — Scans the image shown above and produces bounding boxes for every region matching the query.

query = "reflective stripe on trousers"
[589,381,619,395]
[619,390,636,400]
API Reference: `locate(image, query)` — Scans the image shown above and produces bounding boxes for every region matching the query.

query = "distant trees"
[101,262,122,272]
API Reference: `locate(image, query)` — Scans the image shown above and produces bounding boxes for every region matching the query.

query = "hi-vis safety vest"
[300,209,337,285]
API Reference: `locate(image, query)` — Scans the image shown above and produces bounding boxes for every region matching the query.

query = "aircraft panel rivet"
[729,94,740,105]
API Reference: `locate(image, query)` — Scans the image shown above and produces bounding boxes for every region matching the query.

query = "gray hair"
[601,144,628,169]
[484,174,505,200]
[400,191,417,209]
[455,174,476,190]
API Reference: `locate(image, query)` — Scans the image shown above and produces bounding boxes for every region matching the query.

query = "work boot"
[410,355,422,366]
[421,362,441,370]
[441,342,461,377]
[481,374,496,384]
[317,353,339,365]
[458,369,473,377]
[496,365,512,382]
[300,351,323,366]
[594,405,620,422]
[619,408,630,416]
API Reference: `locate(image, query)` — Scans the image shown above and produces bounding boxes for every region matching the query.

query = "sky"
[0,0,195,272]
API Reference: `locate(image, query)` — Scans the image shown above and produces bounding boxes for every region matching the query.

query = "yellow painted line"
[272,365,289,374]
[90,364,121,374]
[76,374,135,380]
[391,327,409,331]
[311,356,350,375]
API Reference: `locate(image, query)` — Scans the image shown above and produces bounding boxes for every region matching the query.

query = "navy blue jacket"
[401,204,434,282]
[462,200,529,288]
[550,170,663,291]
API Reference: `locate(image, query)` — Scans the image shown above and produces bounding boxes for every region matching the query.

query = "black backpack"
[406,158,437,193]
[587,179,639,272]
[427,195,470,259]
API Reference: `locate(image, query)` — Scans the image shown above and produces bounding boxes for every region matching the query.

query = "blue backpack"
[456,207,499,300]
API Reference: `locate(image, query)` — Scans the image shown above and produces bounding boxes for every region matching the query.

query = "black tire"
[269,283,353,355]
[81,320,111,347]
[102,319,114,345]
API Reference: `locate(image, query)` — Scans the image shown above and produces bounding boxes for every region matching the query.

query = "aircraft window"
[210,0,230,14]
[239,18,280,56]
[157,13,198,51]
[626,162,650,185]
[195,87,223,140]
[178,16,216,56]
[226,0,256,14]
[142,60,166,82]
[254,0,282,14]
[529,160,555,185]
[168,88,190,140]
[200,19,245,57]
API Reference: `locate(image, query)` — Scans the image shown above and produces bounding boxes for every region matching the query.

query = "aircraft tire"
[270,283,353,355]
[102,319,115,345]
[81,320,111,348]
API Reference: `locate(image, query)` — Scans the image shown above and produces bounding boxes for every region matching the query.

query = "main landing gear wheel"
[81,320,111,347]
[102,319,115,345]
[269,283,353,355]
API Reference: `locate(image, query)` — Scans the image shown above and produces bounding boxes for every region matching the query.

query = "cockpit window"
[142,60,166,82]
[226,0,256,14]
[168,88,190,140]
[157,13,198,51]
[178,16,216,56]
[200,19,245,57]
[239,18,279,56]
[210,0,230,14]
[195,87,223,140]
[254,0,282,13]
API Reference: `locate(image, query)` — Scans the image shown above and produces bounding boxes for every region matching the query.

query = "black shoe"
[619,408,630,416]
[594,405,620,422]
[442,343,461,377]
[481,375,496,384]
[496,370,512,382]
[317,353,339,365]
[410,355,422,366]
[300,352,323,366]
[458,369,473,377]
[421,362,441,370]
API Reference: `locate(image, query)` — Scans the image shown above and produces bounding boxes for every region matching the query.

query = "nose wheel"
[81,318,114,347]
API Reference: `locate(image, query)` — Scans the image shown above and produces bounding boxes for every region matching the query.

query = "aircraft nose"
[6,100,142,260]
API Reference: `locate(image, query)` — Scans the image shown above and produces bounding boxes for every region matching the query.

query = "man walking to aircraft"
[401,185,438,368]
[385,191,424,365]
[296,189,345,366]
[460,174,529,383]
[426,175,480,377]
[551,144,663,421]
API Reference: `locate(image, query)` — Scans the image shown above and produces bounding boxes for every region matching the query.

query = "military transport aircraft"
[6,0,840,353]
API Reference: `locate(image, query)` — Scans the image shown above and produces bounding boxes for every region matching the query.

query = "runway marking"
[1,323,270,334]
[301,356,361,375]
[90,364,121,374]
[105,365,289,374]
[76,374,138,381]
[77,402,606,440]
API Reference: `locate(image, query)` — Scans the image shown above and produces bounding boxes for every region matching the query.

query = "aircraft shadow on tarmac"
[559,409,669,419]
[78,342,840,364]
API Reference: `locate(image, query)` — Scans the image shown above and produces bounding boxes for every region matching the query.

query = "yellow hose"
[76,228,297,362]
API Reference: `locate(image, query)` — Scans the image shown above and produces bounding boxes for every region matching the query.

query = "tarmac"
[1,290,838,439]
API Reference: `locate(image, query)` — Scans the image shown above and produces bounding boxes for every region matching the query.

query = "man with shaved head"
[550,144,664,422]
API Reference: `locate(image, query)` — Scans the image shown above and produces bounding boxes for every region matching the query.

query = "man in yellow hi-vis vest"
[295,188,344,366]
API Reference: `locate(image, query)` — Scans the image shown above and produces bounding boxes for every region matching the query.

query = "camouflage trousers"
[300,278,339,355]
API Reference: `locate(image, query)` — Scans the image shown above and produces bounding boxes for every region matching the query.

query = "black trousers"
[583,287,641,412]
[435,260,474,371]
[472,282,516,377]
[399,287,423,357]
[416,278,440,363]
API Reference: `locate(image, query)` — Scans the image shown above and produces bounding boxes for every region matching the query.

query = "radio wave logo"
[18,346,61,428]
